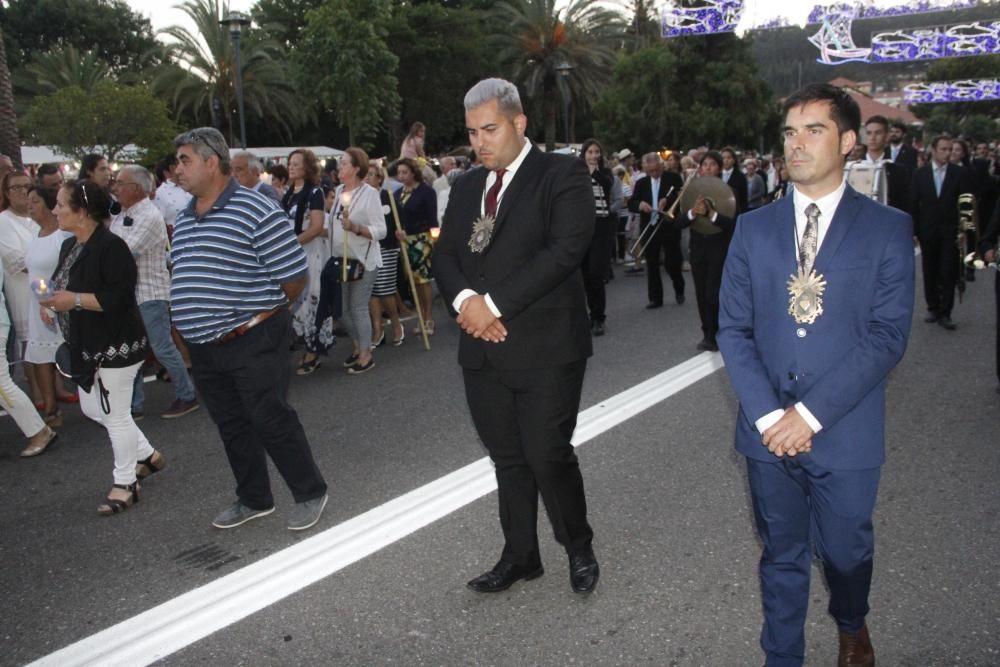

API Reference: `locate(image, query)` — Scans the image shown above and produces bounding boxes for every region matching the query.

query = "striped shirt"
[170,179,308,343]
[110,197,171,304]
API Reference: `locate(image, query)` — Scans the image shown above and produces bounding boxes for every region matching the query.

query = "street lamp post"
[220,11,251,150]
[555,61,573,147]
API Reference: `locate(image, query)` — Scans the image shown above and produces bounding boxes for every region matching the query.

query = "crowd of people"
[0,99,997,521]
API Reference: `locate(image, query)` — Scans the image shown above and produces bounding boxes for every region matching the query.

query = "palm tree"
[152,0,310,145]
[493,0,624,150]
[14,47,113,97]
[0,30,21,168]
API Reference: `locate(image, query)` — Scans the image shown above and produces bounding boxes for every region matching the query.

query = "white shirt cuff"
[794,402,823,433]
[452,290,502,318]
[755,409,784,435]
[452,289,477,312]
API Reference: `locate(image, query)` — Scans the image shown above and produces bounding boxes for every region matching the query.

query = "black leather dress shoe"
[938,316,957,330]
[569,550,600,594]
[467,560,544,593]
[923,313,939,323]
[645,302,663,310]
[696,338,718,352]
[676,293,685,305]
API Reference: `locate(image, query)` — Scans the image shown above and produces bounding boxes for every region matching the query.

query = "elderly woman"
[393,157,437,335]
[365,168,404,348]
[282,149,330,375]
[44,180,162,515]
[25,185,74,425]
[329,148,386,374]
[677,151,737,352]
[0,171,42,399]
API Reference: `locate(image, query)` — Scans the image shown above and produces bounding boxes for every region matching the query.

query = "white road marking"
[28,352,725,667]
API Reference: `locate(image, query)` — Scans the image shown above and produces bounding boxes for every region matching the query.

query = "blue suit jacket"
[717,185,915,470]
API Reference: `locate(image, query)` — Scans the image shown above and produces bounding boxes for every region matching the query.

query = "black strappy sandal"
[97,483,139,516]
[136,451,166,481]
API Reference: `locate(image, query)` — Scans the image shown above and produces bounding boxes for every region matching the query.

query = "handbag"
[55,342,97,393]
[323,255,366,283]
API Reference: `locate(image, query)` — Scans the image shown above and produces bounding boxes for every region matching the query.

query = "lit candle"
[341,190,352,281]
[31,279,49,297]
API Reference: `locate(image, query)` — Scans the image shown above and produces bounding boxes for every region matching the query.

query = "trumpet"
[628,185,676,259]
[956,193,978,303]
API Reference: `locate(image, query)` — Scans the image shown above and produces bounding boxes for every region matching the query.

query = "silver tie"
[799,203,820,275]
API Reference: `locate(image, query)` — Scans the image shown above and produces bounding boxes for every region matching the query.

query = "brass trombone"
[628,184,677,259]
[956,193,979,303]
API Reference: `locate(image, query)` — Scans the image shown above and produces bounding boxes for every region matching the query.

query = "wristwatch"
[73,292,82,311]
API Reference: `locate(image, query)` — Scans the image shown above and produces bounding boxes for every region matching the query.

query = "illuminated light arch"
[903,78,1000,102]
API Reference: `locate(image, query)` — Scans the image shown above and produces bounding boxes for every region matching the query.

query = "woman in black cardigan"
[43,180,162,515]
[676,151,737,352]
[393,158,438,334]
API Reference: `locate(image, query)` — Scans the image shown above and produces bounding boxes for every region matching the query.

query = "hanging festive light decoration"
[661,0,999,65]
[903,78,1000,102]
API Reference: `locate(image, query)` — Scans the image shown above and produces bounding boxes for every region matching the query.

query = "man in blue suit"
[718,84,915,666]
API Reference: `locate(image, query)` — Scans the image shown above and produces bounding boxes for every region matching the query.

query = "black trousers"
[642,221,685,305]
[690,237,729,341]
[583,216,615,323]
[463,359,594,567]
[919,234,959,317]
[188,309,327,510]
[995,270,999,384]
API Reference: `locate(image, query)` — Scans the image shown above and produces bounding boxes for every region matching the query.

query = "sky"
[126,0,257,36]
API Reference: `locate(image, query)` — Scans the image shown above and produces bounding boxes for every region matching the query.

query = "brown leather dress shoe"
[838,623,875,667]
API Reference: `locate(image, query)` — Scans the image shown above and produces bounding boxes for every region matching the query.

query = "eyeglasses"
[176,128,229,161]
[7,185,29,193]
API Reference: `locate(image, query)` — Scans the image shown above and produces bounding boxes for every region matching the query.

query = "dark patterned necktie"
[799,203,820,274]
[485,169,506,217]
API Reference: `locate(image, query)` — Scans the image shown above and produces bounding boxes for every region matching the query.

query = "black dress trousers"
[463,359,593,567]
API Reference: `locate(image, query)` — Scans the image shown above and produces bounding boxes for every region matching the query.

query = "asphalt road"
[1,264,997,667]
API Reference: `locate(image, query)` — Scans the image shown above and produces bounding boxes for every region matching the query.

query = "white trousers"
[0,325,45,439]
[78,361,154,485]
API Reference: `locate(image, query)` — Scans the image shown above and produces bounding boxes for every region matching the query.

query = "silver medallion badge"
[468,214,496,253]
[787,268,826,325]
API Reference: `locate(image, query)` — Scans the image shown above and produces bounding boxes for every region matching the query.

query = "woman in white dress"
[0,171,41,401]
[26,185,74,424]
[281,149,331,375]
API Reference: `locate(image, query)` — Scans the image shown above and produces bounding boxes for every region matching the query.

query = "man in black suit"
[721,147,749,213]
[909,135,975,330]
[433,78,600,595]
[885,121,918,171]
[858,115,910,213]
[980,199,1000,390]
[627,153,685,308]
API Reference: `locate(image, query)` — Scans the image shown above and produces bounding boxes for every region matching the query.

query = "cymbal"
[679,176,737,236]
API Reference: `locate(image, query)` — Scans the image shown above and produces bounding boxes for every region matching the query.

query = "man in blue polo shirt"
[172,127,328,531]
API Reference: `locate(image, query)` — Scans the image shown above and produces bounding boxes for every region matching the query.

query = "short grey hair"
[446,168,464,187]
[174,127,231,175]
[464,78,523,117]
[119,164,154,194]
[232,151,263,174]
[642,152,662,165]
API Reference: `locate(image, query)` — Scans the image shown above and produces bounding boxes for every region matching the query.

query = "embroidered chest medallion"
[787,268,826,325]
[468,214,496,253]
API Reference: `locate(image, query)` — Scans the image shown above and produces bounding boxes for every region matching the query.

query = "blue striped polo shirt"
[170,178,308,343]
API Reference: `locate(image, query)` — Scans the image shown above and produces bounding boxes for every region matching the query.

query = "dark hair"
[343,147,371,180]
[700,150,725,172]
[155,154,178,184]
[781,83,861,136]
[62,179,113,223]
[395,157,421,184]
[865,115,889,130]
[1,171,30,211]
[268,164,288,182]
[287,149,320,185]
[951,138,971,167]
[27,184,57,210]
[720,147,738,162]
[890,121,908,133]
[323,158,338,174]
[37,163,60,180]
[579,138,606,171]
[931,134,952,149]
[80,153,107,179]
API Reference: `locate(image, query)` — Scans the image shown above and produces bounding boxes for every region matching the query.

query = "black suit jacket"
[883,161,912,215]
[433,146,594,370]
[627,172,683,233]
[909,162,974,241]
[885,143,918,171]
[723,169,749,214]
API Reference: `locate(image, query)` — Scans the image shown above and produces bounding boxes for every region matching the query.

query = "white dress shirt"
[154,180,191,229]
[754,176,848,437]
[453,138,533,317]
